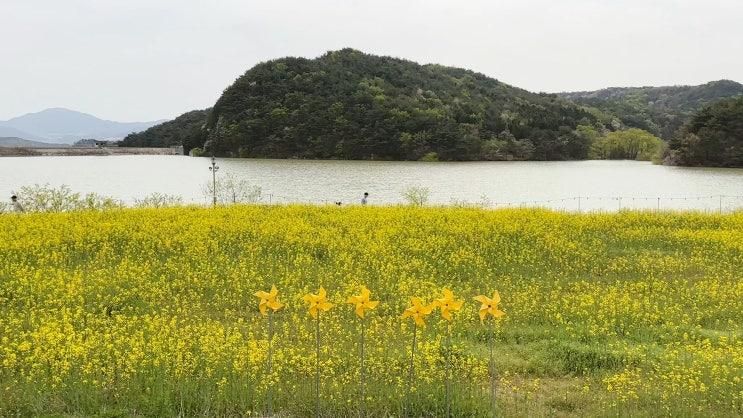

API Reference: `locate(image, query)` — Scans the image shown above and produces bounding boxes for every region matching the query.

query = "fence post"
[657,197,660,212]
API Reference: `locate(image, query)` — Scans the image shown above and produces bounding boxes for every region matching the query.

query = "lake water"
[1,156,742,212]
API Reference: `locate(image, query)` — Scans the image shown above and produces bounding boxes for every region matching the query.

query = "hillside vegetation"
[559,80,743,140]
[119,109,209,150]
[204,49,602,160]
[1,206,741,416]
[121,50,742,165]
[666,96,743,167]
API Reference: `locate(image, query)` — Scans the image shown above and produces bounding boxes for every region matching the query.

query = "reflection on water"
[1,156,742,212]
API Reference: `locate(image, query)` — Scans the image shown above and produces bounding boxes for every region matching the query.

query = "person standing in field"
[11,195,24,213]
[361,192,369,205]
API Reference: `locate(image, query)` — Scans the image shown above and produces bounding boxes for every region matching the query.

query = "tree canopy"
[559,80,743,140]
[666,97,743,167]
[119,109,209,151]
[202,49,604,161]
[120,50,741,166]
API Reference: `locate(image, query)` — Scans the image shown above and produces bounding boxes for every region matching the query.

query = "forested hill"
[559,80,743,140]
[119,109,209,150]
[666,96,743,167]
[202,49,604,160]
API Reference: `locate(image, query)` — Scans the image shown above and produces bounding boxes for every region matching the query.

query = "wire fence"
[256,193,743,213]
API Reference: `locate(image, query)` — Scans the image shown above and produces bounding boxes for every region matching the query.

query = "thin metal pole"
[489,318,496,417]
[209,156,219,207]
[360,319,366,418]
[719,195,723,214]
[406,324,417,417]
[657,197,660,212]
[315,314,321,418]
[446,323,451,418]
[267,312,274,416]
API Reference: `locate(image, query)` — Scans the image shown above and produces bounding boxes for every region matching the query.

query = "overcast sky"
[1,0,741,122]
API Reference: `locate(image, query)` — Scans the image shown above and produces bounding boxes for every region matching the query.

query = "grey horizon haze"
[1,0,741,122]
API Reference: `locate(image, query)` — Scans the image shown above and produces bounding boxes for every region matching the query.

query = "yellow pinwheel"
[401,297,434,327]
[254,285,284,316]
[474,291,505,322]
[303,286,334,318]
[434,288,463,321]
[347,286,379,319]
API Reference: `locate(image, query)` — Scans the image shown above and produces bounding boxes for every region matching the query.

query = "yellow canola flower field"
[0,206,742,417]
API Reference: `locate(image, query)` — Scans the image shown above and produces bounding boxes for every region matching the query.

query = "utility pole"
[209,155,219,207]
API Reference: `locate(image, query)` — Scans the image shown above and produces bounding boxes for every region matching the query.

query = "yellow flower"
[434,288,463,321]
[302,286,334,318]
[401,297,434,327]
[347,285,379,319]
[254,285,284,315]
[473,291,505,322]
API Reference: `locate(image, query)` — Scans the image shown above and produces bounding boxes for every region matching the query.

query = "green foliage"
[120,109,209,152]
[419,152,439,162]
[667,97,743,167]
[590,129,664,161]
[204,49,603,161]
[560,80,743,139]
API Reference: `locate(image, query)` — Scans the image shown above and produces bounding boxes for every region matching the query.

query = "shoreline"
[0,147,182,157]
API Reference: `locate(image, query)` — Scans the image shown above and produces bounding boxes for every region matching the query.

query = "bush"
[12,184,123,213]
[134,193,183,208]
[203,172,262,205]
[402,186,430,206]
[590,129,664,161]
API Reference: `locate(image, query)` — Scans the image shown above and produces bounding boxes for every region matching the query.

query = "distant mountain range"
[0,108,165,144]
[0,137,66,148]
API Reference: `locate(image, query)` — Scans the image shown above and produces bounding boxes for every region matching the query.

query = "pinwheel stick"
[445,322,452,418]
[315,313,321,418]
[359,317,366,417]
[267,311,274,416]
[489,317,496,415]
[406,323,417,415]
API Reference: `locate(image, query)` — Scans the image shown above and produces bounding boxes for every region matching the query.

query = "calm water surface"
[1,156,742,211]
